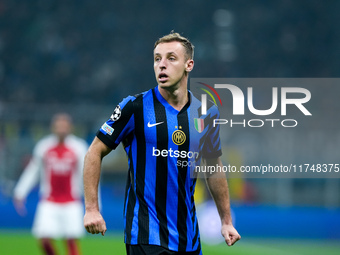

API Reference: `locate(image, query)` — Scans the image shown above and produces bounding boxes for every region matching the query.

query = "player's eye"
[155,57,161,62]
[169,56,176,61]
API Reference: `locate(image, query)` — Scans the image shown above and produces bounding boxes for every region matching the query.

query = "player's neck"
[58,139,65,145]
[56,135,68,144]
[158,84,188,111]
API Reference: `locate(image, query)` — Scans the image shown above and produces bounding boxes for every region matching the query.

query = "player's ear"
[185,59,194,73]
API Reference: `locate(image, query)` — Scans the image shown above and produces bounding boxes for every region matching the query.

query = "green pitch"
[1,231,339,255]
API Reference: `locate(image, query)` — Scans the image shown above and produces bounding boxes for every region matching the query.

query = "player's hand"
[84,210,107,236]
[221,223,241,246]
[13,198,27,217]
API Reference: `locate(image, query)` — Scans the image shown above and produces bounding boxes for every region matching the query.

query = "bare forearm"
[206,177,232,224]
[204,157,241,245]
[83,151,102,211]
[83,137,111,212]
[205,158,232,225]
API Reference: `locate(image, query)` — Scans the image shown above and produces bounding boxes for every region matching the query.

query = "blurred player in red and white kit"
[13,113,88,255]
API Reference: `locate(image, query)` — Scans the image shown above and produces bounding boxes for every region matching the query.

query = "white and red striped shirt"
[14,134,88,203]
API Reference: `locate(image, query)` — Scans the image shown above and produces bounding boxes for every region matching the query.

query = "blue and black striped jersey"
[97,86,221,252]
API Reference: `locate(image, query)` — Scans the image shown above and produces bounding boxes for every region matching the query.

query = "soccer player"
[83,32,241,254]
[13,113,88,255]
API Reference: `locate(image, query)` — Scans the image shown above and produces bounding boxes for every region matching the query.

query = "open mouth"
[158,73,169,82]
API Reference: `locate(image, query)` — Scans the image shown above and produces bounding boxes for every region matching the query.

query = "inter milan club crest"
[194,118,204,133]
[110,105,121,121]
[172,126,186,145]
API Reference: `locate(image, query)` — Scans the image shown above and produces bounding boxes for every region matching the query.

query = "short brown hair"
[154,31,194,60]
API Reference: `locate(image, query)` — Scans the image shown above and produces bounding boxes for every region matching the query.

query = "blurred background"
[0,0,340,254]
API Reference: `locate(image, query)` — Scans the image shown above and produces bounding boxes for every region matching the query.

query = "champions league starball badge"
[110,105,121,121]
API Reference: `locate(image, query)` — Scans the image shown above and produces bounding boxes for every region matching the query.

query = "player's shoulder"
[33,134,58,153]
[36,134,56,145]
[189,90,201,105]
[119,89,148,105]
[118,88,151,111]
[189,90,220,116]
[66,134,88,147]
[106,89,150,124]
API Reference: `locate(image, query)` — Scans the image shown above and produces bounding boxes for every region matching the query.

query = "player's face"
[52,117,72,141]
[154,41,194,89]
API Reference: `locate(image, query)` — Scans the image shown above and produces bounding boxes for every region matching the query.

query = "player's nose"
[159,58,167,69]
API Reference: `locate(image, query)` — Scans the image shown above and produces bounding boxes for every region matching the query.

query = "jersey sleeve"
[96,95,136,149]
[74,137,89,183]
[13,140,43,200]
[202,105,222,158]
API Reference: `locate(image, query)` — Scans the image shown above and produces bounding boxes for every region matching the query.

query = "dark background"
[0,0,339,243]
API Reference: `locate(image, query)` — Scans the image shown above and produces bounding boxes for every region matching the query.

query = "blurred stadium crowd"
[1,0,340,208]
[0,0,339,104]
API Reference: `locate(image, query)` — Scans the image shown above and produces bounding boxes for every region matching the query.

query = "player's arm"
[204,157,241,246]
[83,136,111,236]
[13,146,42,216]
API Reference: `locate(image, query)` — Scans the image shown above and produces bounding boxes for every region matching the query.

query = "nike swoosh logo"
[147,121,164,128]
